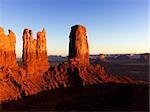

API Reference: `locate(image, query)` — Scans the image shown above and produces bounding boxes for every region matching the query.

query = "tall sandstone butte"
[69,25,89,64]
[21,28,49,74]
[0,27,18,69]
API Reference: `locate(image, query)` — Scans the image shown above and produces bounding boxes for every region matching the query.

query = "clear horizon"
[0,0,149,57]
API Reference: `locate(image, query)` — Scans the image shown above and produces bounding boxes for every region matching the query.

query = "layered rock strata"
[68,25,89,65]
[0,27,18,69]
[21,28,49,75]
[0,25,147,103]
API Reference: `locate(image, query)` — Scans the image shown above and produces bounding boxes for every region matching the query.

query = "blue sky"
[0,0,149,57]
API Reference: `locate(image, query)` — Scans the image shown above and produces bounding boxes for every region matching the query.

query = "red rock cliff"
[0,26,146,103]
[21,28,49,74]
[0,27,18,69]
[68,25,89,65]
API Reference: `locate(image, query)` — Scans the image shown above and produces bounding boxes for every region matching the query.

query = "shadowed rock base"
[1,83,149,111]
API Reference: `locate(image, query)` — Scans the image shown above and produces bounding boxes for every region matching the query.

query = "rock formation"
[69,25,89,65]
[0,67,21,102]
[99,54,106,62]
[0,27,18,69]
[0,27,20,103]
[0,25,147,103]
[21,28,49,75]
[140,53,149,62]
[43,60,140,90]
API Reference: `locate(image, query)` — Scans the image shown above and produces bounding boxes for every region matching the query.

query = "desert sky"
[0,0,149,57]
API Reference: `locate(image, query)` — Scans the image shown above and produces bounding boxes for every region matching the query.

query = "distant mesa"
[99,53,106,62]
[140,53,149,62]
[116,55,130,60]
[69,25,89,65]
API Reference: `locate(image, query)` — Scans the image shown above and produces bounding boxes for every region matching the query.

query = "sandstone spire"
[21,28,49,74]
[0,27,18,68]
[68,25,89,64]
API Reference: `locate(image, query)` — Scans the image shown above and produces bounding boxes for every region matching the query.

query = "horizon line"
[16,52,150,58]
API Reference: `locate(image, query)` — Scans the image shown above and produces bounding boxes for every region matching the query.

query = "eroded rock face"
[0,26,147,103]
[43,60,142,90]
[69,25,89,65]
[0,67,21,102]
[0,27,18,69]
[21,28,49,75]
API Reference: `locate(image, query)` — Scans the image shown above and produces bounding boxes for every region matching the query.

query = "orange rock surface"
[0,27,18,69]
[69,25,89,65]
[43,60,139,89]
[0,67,21,102]
[21,28,49,75]
[0,25,147,103]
